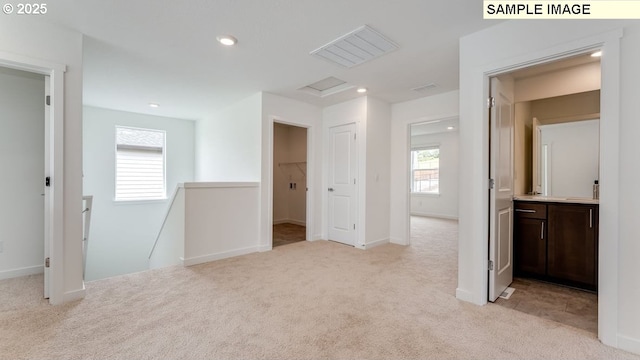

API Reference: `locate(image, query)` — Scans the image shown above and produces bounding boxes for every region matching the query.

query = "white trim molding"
[181,246,260,267]
[63,285,86,303]
[0,265,43,280]
[364,238,389,249]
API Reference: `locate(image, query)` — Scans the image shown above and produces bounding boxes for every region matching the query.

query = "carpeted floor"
[0,217,638,359]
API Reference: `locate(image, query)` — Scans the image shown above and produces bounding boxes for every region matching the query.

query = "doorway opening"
[407,117,460,293]
[272,122,308,247]
[488,53,601,334]
[0,66,46,302]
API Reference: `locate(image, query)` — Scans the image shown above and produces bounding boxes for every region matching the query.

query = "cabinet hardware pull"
[515,209,536,213]
[589,209,593,228]
[541,222,544,240]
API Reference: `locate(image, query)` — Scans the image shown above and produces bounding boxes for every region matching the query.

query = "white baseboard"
[63,284,86,303]
[312,234,323,241]
[273,219,306,226]
[618,334,640,356]
[182,246,260,267]
[456,288,475,303]
[364,238,389,249]
[258,245,272,252]
[410,211,459,220]
[389,237,408,245]
[0,265,43,280]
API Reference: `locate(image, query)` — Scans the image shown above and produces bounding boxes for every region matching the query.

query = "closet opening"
[272,122,308,247]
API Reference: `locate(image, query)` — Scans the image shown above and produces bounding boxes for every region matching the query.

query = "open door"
[43,75,51,299]
[488,77,515,302]
[327,123,357,246]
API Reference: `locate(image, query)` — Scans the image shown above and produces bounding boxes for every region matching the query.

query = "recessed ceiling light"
[357,87,367,93]
[149,103,159,108]
[447,126,455,130]
[591,50,602,57]
[217,35,237,46]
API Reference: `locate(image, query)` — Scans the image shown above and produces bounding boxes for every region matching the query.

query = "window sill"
[411,192,440,197]
[113,198,168,205]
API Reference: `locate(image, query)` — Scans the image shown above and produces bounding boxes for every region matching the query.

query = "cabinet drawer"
[514,202,547,219]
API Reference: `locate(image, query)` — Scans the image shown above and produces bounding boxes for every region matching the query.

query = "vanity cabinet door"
[514,217,547,277]
[547,204,598,289]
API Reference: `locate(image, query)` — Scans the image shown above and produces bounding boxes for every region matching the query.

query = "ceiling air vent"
[412,83,438,92]
[299,76,354,97]
[310,25,399,68]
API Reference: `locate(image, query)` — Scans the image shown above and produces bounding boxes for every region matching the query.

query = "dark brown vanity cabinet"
[514,201,598,291]
[514,202,547,277]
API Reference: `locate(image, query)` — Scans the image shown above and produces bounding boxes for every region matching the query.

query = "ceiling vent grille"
[412,83,438,92]
[299,76,354,97]
[310,25,398,68]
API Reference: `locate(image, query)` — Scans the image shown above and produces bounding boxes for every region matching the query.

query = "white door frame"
[0,51,66,305]
[468,29,621,345]
[264,117,314,249]
[404,115,459,246]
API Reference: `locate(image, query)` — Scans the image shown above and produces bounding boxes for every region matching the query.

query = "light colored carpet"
[1,217,638,360]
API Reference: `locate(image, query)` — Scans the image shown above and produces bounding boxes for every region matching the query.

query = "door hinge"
[489,178,495,189]
[354,133,356,140]
[353,178,356,185]
[353,224,355,230]
[45,95,51,106]
[487,96,495,108]
[488,260,494,271]
[45,257,50,268]
[45,176,51,187]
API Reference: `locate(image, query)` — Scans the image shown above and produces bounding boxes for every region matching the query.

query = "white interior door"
[43,75,50,298]
[0,67,46,295]
[327,123,357,246]
[489,77,514,302]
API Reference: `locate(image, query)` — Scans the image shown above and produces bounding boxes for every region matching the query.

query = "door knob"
[328,188,334,192]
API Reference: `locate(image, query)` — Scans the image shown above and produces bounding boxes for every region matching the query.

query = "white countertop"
[513,195,599,205]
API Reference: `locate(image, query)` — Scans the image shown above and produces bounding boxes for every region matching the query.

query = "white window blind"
[411,146,440,194]
[115,126,166,201]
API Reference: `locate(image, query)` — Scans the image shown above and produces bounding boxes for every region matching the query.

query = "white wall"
[83,106,194,280]
[540,120,599,198]
[261,92,323,249]
[149,187,185,270]
[273,123,307,225]
[196,93,262,181]
[320,96,391,248]
[515,62,601,102]
[0,16,84,302]
[460,20,640,354]
[410,130,459,219]
[390,91,459,245]
[514,102,532,195]
[273,123,290,223]
[183,183,260,265]
[0,68,45,279]
[364,97,391,247]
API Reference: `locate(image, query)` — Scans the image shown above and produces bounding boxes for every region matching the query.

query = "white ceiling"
[411,117,459,136]
[44,1,501,121]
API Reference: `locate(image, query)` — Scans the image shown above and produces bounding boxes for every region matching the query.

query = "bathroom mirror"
[514,90,600,198]
[533,118,599,198]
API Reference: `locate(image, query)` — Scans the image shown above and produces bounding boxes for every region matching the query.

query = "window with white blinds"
[115,126,166,201]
